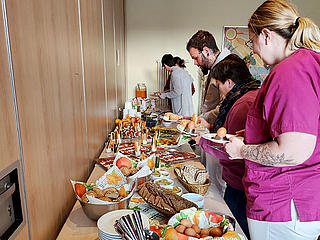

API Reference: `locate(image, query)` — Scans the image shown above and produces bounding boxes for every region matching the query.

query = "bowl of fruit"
[163,207,245,240]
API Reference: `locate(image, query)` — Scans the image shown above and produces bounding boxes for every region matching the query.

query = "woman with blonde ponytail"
[225,0,320,239]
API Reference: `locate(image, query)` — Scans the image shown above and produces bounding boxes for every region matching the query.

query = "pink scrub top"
[199,90,258,191]
[244,48,320,222]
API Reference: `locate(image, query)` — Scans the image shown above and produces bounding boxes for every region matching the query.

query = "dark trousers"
[224,184,250,240]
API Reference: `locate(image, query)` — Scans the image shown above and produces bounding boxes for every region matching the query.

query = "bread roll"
[180,119,191,129]
[164,112,173,118]
[169,114,179,120]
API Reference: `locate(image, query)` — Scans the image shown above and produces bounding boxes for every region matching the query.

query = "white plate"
[202,133,235,144]
[99,231,121,240]
[97,209,149,236]
[157,144,179,149]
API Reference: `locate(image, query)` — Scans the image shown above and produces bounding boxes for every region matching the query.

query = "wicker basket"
[174,168,211,196]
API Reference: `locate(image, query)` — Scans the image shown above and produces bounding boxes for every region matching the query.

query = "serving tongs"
[114,211,146,240]
[177,126,198,137]
[205,143,226,154]
[134,210,145,240]
[114,220,135,240]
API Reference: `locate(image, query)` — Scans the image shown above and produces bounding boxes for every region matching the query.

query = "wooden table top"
[57,145,246,239]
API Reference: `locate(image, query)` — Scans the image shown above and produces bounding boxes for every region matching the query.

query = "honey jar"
[136,83,147,98]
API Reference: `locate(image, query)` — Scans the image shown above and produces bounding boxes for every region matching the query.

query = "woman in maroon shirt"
[199,54,260,239]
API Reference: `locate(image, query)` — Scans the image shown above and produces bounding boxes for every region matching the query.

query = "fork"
[205,144,226,154]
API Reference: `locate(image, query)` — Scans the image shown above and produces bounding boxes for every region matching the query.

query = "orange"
[165,228,178,240]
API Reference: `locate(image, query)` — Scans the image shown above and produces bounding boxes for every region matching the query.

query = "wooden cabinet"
[102,0,127,134]
[1,0,126,239]
[79,0,108,169]
[0,2,28,239]
[114,0,127,109]
[5,0,88,238]
[0,0,20,169]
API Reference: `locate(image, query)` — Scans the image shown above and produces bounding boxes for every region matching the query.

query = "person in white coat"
[158,54,194,117]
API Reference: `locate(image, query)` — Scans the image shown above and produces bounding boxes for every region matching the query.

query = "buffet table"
[57,143,246,239]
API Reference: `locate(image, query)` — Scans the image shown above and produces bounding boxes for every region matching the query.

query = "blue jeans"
[224,184,250,240]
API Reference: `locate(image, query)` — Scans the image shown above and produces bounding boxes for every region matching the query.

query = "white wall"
[125,0,320,113]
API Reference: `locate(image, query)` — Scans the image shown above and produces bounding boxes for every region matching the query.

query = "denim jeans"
[224,184,250,239]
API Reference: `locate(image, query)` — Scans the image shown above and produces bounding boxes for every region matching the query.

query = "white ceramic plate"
[97,209,149,236]
[202,133,235,144]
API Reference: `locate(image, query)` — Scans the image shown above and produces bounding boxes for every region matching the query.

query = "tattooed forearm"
[240,143,293,167]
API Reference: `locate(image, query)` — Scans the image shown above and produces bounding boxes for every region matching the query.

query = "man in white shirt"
[187,30,231,196]
[187,30,231,124]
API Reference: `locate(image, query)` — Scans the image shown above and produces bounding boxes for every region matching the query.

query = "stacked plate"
[97,209,149,240]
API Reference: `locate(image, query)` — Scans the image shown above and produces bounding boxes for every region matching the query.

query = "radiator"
[156,60,170,109]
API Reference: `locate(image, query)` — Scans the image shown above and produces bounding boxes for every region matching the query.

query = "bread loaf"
[174,165,208,185]
[138,181,197,215]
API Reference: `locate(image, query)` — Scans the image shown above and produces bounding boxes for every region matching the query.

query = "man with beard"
[187,30,231,124]
[187,30,231,196]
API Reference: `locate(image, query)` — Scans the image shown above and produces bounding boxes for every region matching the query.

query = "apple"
[116,157,132,169]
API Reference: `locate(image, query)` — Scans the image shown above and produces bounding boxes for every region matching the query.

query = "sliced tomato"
[75,183,86,198]
[205,212,224,223]
[150,225,163,237]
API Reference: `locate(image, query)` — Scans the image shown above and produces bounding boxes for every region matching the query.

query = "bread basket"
[174,168,211,196]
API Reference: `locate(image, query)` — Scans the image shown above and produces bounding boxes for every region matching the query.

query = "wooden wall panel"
[1,0,126,238]
[79,0,107,168]
[0,2,29,239]
[5,0,88,239]
[0,1,19,169]
[114,0,126,107]
[104,0,118,133]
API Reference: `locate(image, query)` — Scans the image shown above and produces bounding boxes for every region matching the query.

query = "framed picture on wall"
[222,26,270,82]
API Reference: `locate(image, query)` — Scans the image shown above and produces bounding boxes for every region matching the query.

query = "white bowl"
[152,170,170,180]
[162,185,183,196]
[162,120,172,127]
[154,177,174,187]
[181,193,204,208]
